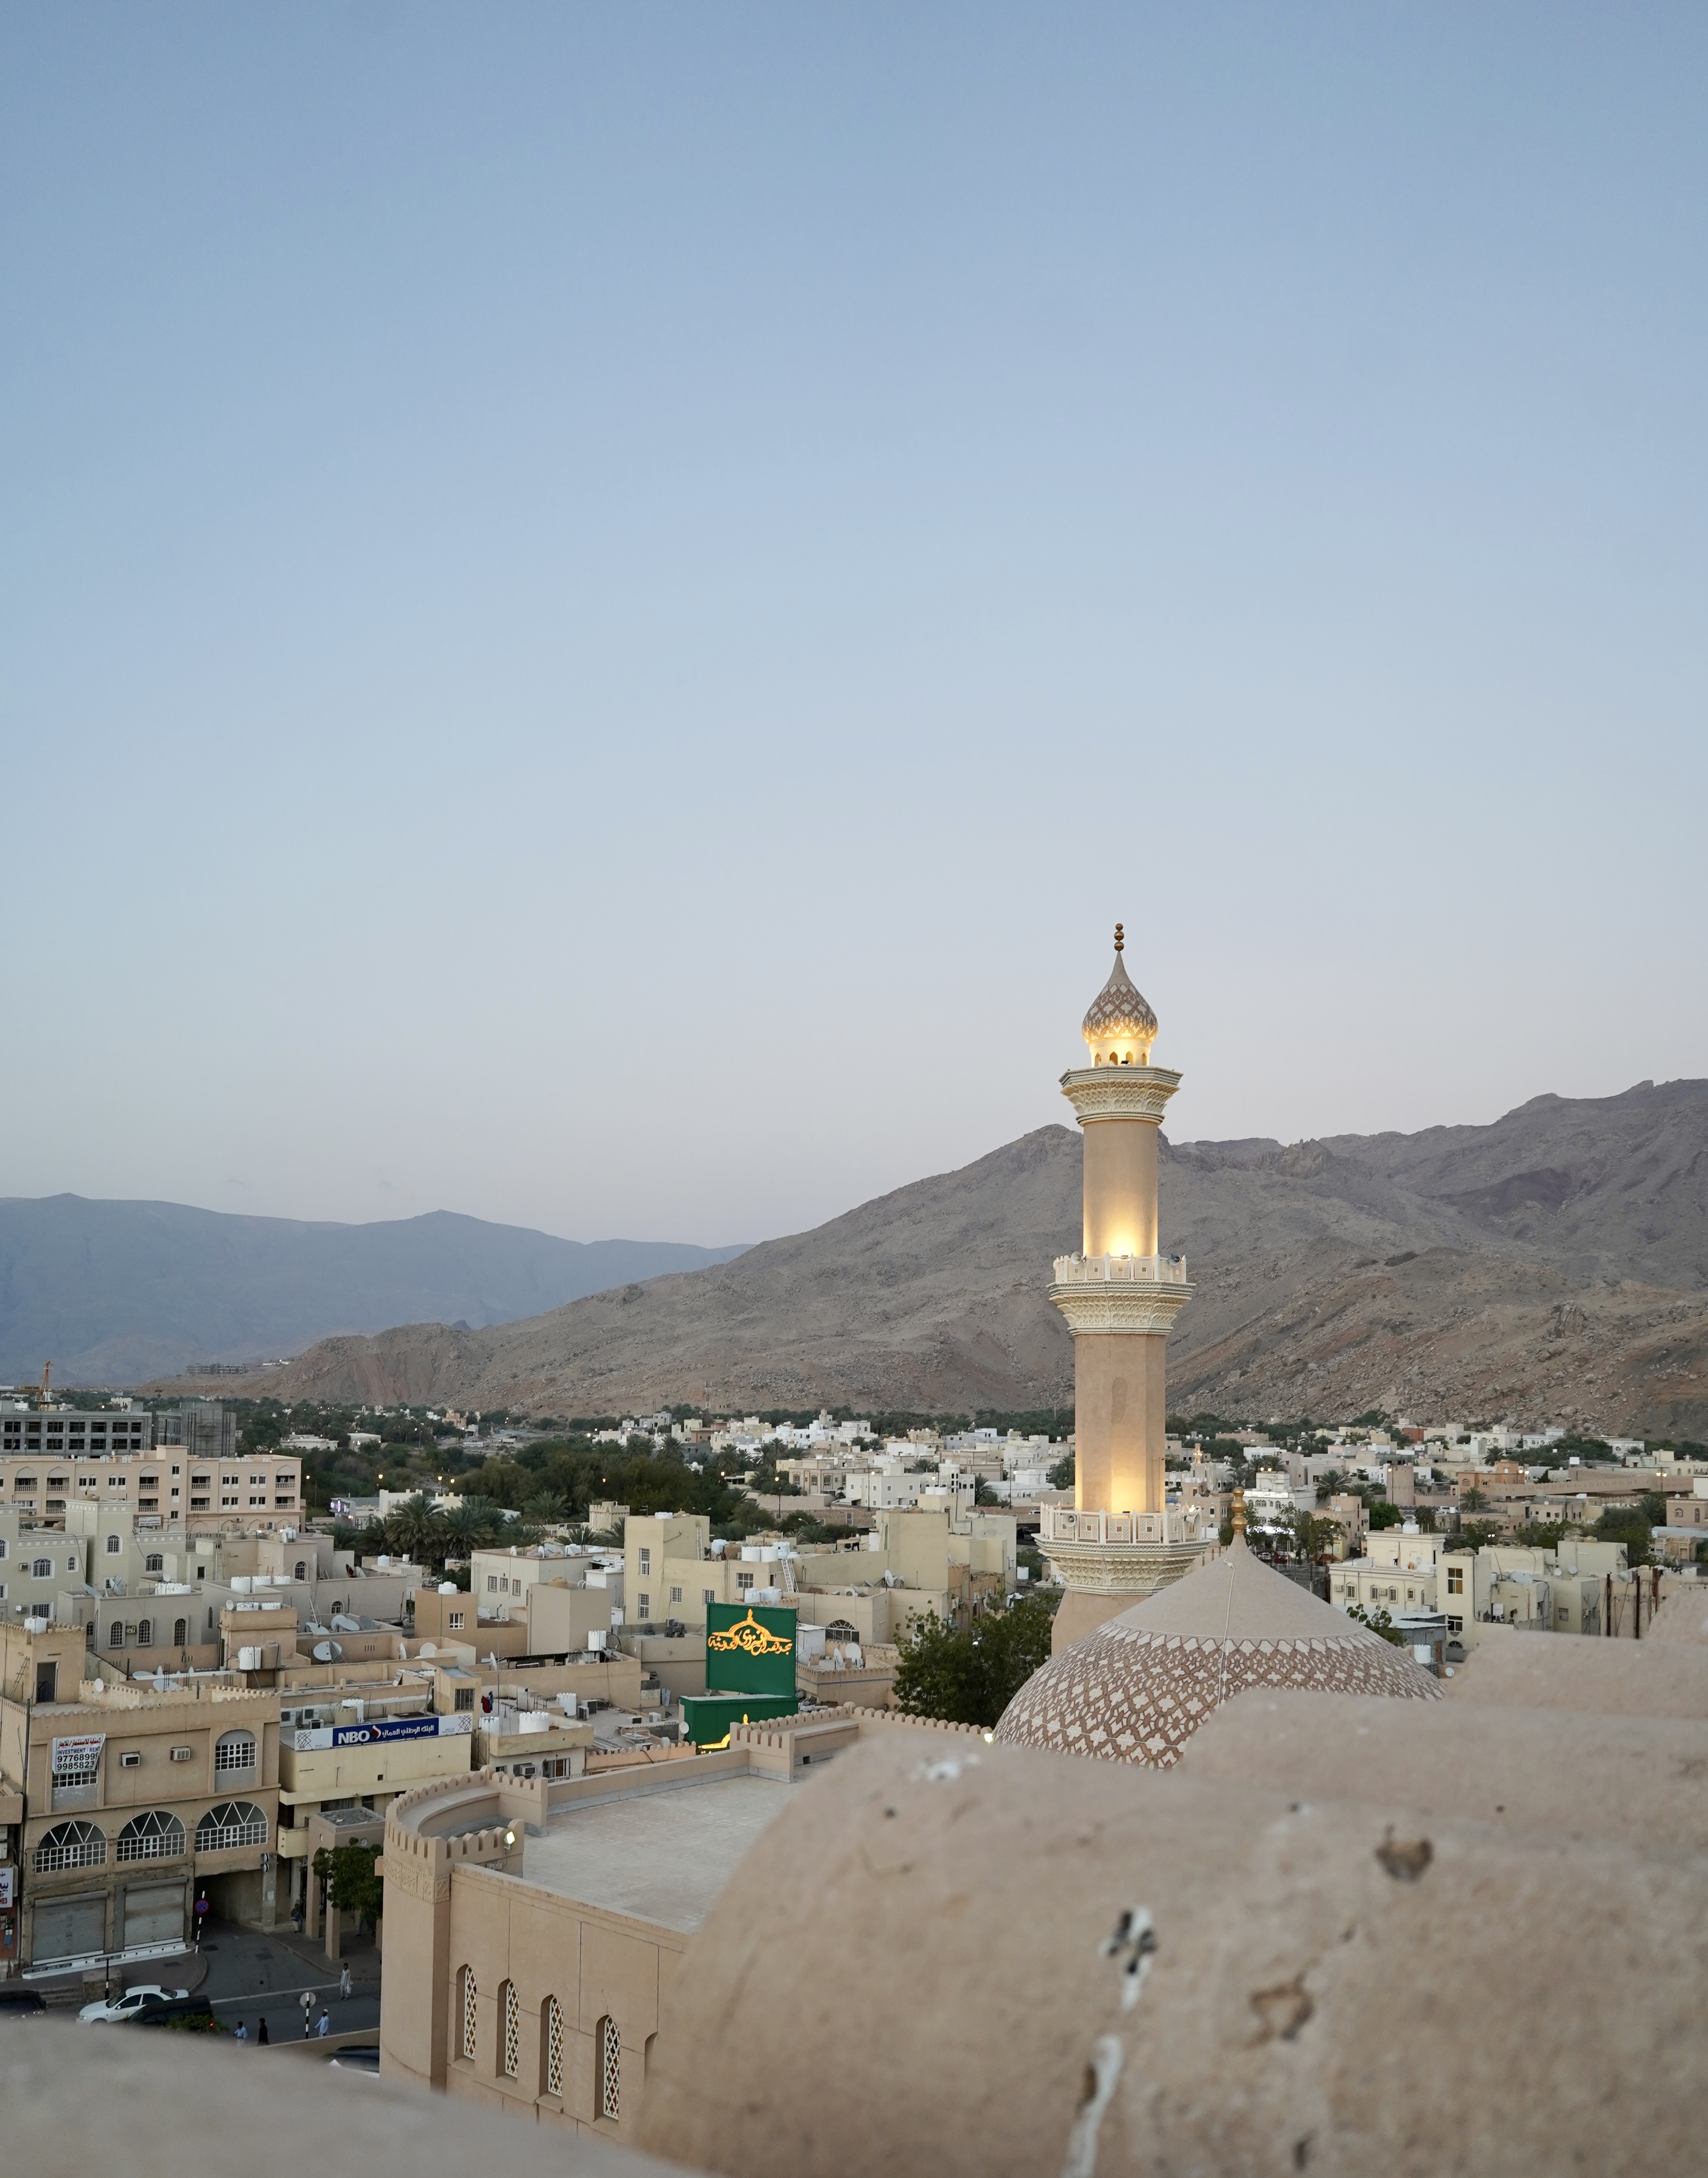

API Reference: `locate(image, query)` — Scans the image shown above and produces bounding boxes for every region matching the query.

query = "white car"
[77,1983,190,2024]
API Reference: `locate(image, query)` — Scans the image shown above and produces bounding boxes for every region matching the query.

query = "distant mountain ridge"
[0,1196,747,1383]
[206,1079,1708,1441]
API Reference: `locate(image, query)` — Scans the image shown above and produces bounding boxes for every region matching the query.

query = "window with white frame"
[117,1810,186,1862]
[195,1801,267,1852]
[35,1819,106,1872]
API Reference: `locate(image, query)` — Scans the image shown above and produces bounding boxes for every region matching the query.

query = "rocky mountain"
[203,1080,1708,1440]
[0,1197,747,1384]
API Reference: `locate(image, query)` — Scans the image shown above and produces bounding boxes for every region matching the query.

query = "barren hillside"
[200,1081,1708,1438]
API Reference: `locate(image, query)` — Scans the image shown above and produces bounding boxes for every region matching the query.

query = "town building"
[0,1446,300,1531]
[0,1619,279,1976]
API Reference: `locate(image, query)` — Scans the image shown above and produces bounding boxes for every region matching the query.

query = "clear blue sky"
[3,5,1703,1245]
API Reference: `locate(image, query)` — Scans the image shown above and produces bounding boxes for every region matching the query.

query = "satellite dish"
[356,1615,378,1632]
[312,1640,345,1663]
[331,1613,361,1633]
[418,1642,437,1658]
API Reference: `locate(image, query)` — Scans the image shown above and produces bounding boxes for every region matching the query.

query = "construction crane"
[36,1361,52,1410]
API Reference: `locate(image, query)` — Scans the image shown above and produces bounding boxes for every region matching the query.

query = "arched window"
[542,1994,564,2098]
[117,1811,186,1863]
[105,1534,121,1555]
[107,1621,123,1645]
[501,1979,519,2078]
[136,1619,153,1647]
[825,1619,859,1643]
[144,1553,164,1573]
[459,1967,478,2061]
[195,1801,267,1853]
[173,1618,188,1648]
[34,1820,106,1872]
[33,1559,53,1579]
[598,2015,621,2121]
[214,1730,257,1774]
[294,1561,307,1580]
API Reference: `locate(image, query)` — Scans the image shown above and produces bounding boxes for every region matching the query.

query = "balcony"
[1051,1251,1189,1287]
[1040,1505,1210,1546]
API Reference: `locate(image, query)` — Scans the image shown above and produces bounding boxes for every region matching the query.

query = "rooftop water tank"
[237,1647,262,1670]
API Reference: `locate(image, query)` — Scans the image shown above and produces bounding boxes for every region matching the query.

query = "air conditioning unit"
[120,1751,142,1769]
[169,1746,194,1763]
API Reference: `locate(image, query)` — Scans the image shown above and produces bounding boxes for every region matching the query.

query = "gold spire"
[1113,921,1124,954]
[1231,1488,1246,1538]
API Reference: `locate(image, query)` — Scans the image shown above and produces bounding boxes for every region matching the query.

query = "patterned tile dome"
[995,1535,1441,1767]
[1082,924,1158,1062]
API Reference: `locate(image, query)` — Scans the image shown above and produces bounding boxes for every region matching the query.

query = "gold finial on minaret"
[1231,1488,1247,1539]
[1113,921,1124,953]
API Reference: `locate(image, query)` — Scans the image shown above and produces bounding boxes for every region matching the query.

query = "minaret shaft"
[1073,1329,1167,1518]
[1080,1117,1158,1258]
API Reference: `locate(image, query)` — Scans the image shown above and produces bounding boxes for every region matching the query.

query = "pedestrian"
[339,1963,352,2001]
[316,2008,331,2038]
[257,2016,269,2046]
[235,2020,247,2043]
[291,1901,304,1935]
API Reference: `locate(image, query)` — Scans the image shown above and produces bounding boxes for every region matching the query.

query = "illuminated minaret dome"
[1042,925,1213,1652]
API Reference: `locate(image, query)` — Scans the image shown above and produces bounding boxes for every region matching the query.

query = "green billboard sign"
[705,1601,798,1698]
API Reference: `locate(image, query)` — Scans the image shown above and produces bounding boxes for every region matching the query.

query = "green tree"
[892,1597,1057,1727]
[1047,1451,1075,1491]
[1346,1604,1406,1647]
[313,1841,383,1929]
[1291,1512,1339,1560]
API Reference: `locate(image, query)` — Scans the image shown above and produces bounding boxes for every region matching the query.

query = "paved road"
[194,1918,381,2047]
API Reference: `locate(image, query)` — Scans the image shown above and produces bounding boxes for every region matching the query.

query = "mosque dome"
[996,1529,1441,1767]
[1082,924,1159,1064]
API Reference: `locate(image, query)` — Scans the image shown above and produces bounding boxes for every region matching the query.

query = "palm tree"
[383,1494,445,1567]
[439,1499,501,1556]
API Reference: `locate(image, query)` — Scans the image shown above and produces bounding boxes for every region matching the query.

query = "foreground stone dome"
[997,1535,1441,1766]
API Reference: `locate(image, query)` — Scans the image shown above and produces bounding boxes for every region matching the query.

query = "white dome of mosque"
[1081,924,1159,1062]
[996,1525,1441,1767]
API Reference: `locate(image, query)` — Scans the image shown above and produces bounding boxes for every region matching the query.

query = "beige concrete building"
[378,1707,978,2140]
[0,1447,300,1531]
[0,1620,279,1975]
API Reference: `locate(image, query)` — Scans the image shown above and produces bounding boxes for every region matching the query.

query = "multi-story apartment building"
[0,1620,280,1976]
[1,1403,151,1456]
[0,1449,299,1530]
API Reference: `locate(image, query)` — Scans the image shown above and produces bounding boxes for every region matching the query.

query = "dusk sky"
[4,6,1704,1247]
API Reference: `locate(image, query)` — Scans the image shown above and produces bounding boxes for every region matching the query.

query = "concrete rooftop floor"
[522,1774,790,1932]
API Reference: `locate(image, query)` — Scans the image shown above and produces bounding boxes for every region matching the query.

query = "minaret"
[1043,925,1212,1651]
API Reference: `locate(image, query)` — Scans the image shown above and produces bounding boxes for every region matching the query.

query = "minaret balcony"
[1040,1504,1211,1547]
[1051,1251,1189,1288]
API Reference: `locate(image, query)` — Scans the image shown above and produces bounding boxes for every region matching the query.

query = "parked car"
[77,1983,191,2024]
[0,1988,47,2020]
[328,2045,381,2074]
[127,1995,216,2029]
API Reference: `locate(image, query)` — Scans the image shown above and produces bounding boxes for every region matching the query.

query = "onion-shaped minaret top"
[1081,923,1158,1065]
